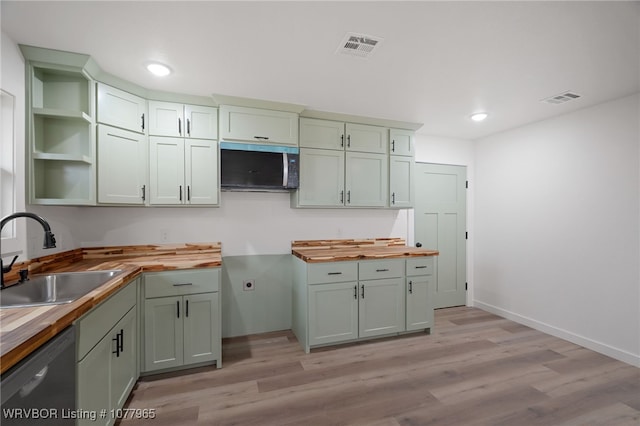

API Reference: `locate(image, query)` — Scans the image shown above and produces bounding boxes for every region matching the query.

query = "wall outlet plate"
[243,280,255,291]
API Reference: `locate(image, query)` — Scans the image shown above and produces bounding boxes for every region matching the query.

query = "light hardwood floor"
[120,307,639,425]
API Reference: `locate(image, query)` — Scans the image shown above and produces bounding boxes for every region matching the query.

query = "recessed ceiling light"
[146,62,171,77]
[470,112,488,122]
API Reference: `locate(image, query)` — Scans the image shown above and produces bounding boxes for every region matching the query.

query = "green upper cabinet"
[345,151,388,207]
[299,118,345,150]
[97,83,146,134]
[297,148,345,207]
[148,101,217,140]
[389,155,414,208]
[346,123,388,154]
[97,125,148,205]
[22,48,97,205]
[219,105,299,146]
[389,128,414,156]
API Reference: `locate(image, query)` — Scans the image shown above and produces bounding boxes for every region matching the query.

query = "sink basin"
[0,270,122,308]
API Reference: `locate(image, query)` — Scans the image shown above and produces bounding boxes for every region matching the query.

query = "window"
[1,89,18,249]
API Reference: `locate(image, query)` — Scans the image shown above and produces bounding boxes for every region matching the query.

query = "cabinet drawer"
[77,279,137,360]
[307,261,358,284]
[406,257,434,276]
[359,259,404,280]
[144,269,219,298]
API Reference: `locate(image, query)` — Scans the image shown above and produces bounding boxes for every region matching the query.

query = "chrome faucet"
[1,212,56,289]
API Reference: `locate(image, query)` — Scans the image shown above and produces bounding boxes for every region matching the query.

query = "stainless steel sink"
[0,270,122,308]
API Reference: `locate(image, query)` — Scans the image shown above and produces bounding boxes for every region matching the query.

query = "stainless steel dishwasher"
[1,326,76,425]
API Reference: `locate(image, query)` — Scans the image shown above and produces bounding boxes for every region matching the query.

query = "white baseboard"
[472,300,640,368]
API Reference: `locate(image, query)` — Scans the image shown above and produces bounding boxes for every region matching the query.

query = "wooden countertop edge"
[1,258,221,375]
[291,248,440,263]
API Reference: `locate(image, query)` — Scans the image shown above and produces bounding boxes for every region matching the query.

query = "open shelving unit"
[25,56,96,205]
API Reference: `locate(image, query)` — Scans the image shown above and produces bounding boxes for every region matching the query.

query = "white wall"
[474,93,640,366]
[0,31,27,258]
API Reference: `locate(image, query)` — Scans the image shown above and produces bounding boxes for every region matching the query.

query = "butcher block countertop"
[292,238,439,263]
[0,243,221,375]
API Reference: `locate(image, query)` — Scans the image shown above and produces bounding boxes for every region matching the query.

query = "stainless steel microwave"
[220,142,299,191]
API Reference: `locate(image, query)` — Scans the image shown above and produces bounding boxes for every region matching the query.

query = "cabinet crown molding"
[300,109,423,131]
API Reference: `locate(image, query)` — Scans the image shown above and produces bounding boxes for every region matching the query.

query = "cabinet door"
[406,275,434,331]
[219,105,299,146]
[148,101,184,137]
[345,123,388,154]
[308,282,358,346]
[111,306,138,412]
[144,296,183,371]
[77,335,112,426]
[299,118,344,150]
[183,292,220,366]
[97,125,148,204]
[149,136,185,205]
[185,139,218,205]
[359,278,405,338]
[297,148,345,207]
[345,152,387,207]
[389,129,414,156]
[97,83,146,134]
[389,155,414,208]
[185,105,218,140]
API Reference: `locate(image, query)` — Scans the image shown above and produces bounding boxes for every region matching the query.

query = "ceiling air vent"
[542,91,582,105]
[336,32,384,58]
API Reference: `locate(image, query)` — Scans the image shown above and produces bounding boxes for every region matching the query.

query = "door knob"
[416,242,422,247]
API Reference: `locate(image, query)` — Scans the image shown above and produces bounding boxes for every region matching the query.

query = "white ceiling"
[2,1,639,140]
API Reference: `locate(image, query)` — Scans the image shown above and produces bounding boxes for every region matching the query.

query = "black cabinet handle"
[340,134,344,147]
[141,113,145,131]
[347,135,351,147]
[118,329,124,353]
[391,139,395,152]
[172,282,193,287]
[112,334,120,357]
[409,281,413,294]
[361,285,365,299]
[415,265,427,269]
[141,185,146,201]
[354,285,357,299]
[187,119,191,137]
[327,272,342,276]
[347,190,351,204]
[376,269,389,272]
[179,185,183,201]
[340,190,344,204]
[392,192,396,205]
[186,299,189,317]
[178,118,182,135]
[187,185,191,201]
[177,300,180,318]
[254,136,269,140]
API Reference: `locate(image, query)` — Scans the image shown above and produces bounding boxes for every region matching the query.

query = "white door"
[414,163,467,308]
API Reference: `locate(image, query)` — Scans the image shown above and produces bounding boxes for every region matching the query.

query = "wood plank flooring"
[119,307,640,425]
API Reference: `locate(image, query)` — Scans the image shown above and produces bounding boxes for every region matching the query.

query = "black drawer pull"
[376,269,389,272]
[414,266,428,269]
[327,272,342,275]
[172,282,193,286]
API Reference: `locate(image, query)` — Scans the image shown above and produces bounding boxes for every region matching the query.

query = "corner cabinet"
[219,105,299,146]
[148,102,219,206]
[22,46,97,205]
[141,268,222,373]
[76,278,139,426]
[293,256,432,353]
[96,83,148,205]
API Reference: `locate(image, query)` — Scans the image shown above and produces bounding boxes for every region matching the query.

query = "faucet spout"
[1,212,57,289]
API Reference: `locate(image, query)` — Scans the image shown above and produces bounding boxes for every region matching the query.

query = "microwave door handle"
[282,152,289,187]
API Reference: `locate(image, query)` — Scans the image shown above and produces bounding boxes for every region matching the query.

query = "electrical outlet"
[243,280,255,291]
[160,229,169,242]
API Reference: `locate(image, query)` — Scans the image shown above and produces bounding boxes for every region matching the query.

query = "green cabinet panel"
[97,83,146,134]
[111,307,138,411]
[389,155,414,208]
[185,139,219,205]
[97,125,148,205]
[220,105,298,146]
[296,148,345,207]
[77,331,111,426]
[358,278,405,338]
[345,123,388,154]
[389,128,414,156]
[149,137,185,205]
[183,292,220,365]
[144,296,183,371]
[299,117,345,150]
[406,275,434,331]
[185,105,218,140]
[308,281,359,346]
[345,151,388,207]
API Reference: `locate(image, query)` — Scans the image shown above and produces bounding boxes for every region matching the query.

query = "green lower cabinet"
[308,282,359,346]
[142,268,221,373]
[76,280,138,426]
[406,275,434,331]
[358,278,405,338]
